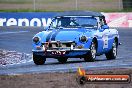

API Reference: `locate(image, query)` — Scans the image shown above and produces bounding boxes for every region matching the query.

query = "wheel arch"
[92,37,98,50]
[114,37,118,47]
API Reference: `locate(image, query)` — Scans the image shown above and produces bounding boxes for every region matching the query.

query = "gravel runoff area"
[0,68,132,88]
[0,49,32,65]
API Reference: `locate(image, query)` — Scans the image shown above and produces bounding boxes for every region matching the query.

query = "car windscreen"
[50,16,98,29]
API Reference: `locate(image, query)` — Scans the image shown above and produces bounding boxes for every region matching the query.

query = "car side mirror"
[102,25,109,29]
[99,25,109,32]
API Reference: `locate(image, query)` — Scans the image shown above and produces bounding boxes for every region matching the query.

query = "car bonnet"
[45,28,87,42]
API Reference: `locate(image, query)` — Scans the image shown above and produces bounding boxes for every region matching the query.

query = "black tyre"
[105,40,117,60]
[84,41,97,62]
[33,54,46,65]
[57,57,68,63]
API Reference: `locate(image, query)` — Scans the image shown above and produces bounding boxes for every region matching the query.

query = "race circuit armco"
[0,27,132,75]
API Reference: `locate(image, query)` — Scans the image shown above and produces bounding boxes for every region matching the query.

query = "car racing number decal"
[103,35,108,49]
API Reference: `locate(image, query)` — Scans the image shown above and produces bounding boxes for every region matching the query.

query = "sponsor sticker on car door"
[103,35,108,49]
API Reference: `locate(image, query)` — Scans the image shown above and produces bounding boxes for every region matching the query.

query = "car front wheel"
[33,54,46,65]
[84,41,97,62]
[105,40,117,60]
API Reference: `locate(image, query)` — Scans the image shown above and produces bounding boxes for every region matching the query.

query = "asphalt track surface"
[0,27,132,74]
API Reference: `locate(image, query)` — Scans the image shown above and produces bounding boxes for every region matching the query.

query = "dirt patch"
[0,68,132,88]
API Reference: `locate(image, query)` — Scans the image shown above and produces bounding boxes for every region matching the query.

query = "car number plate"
[51,51,66,55]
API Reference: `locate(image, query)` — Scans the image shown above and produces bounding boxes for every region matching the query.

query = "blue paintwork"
[32,15,119,58]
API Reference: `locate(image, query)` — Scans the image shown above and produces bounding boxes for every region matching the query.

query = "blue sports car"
[32,11,119,65]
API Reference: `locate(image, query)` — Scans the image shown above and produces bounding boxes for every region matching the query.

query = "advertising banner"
[0,12,56,27]
[103,12,132,27]
[0,12,132,27]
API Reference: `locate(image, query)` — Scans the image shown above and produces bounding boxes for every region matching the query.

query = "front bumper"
[32,48,90,58]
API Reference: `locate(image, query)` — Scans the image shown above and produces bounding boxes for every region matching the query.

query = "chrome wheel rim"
[113,42,117,57]
[91,42,96,59]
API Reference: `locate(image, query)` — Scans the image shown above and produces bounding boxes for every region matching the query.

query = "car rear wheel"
[105,40,117,60]
[33,54,46,65]
[57,57,68,63]
[84,41,96,62]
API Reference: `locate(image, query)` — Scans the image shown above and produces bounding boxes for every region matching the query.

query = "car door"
[96,17,110,54]
[102,27,110,51]
[99,17,111,53]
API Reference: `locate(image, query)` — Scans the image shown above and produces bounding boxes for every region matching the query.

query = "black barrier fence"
[123,0,132,8]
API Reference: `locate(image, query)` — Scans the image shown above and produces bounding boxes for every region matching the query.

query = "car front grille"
[41,41,75,49]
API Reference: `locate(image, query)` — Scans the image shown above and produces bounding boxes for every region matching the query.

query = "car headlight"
[79,35,88,43]
[33,37,40,43]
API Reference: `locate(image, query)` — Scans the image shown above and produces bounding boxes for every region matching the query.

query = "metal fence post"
[76,0,78,10]
[33,0,36,11]
[119,0,123,10]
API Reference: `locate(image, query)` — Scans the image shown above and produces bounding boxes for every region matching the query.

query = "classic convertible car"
[32,11,119,65]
